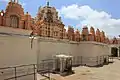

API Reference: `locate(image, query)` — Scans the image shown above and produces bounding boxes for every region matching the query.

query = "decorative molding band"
[37,36,109,46]
[0,32,30,37]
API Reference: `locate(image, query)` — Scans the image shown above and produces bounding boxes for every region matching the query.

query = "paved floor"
[37,59,120,80]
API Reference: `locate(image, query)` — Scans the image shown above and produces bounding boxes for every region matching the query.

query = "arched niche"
[10,15,19,28]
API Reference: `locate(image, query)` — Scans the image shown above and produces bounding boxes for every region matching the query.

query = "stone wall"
[0,27,37,68]
[0,27,37,80]
[37,37,110,66]
[0,28,110,67]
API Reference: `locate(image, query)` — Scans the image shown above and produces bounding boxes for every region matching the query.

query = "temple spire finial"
[10,0,12,2]
[46,0,50,7]
[16,0,19,3]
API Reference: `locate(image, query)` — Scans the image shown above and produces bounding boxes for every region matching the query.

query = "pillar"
[60,58,64,73]
[53,58,57,70]
[118,47,120,57]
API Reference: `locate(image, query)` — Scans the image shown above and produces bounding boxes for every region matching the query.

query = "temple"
[0,0,119,44]
[1,1,120,79]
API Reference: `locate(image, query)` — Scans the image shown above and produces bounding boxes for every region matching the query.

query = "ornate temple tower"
[4,0,24,28]
[0,11,1,26]
[90,27,95,35]
[0,10,4,26]
[63,28,68,39]
[112,37,118,44]
[96,28,101,42]
[88,27,96,41]
[0,0,34,30]
[24,12,34,30]
[100,31,106,43]
[81,26,89,41]
[75,29,80,42]
[67,26,75,41]
[36,1,65,39]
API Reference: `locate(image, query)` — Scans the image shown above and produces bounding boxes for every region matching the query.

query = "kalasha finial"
[10,0,12,2]
[16,0,19,3]
[119,35,120,37]
[47,0,50,7]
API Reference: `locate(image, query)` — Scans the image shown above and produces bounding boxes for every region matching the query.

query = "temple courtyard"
[37,58,120,80]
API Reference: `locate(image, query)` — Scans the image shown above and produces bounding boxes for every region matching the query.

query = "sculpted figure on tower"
[81,26,89,41]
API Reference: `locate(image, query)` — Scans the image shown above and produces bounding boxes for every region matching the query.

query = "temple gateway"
[0,0,120,74]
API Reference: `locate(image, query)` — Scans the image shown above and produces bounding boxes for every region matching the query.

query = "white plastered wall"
[0,27,37,80]
[37,38,110,66]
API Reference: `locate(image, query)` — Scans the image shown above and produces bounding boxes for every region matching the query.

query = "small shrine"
[53,54,73,75]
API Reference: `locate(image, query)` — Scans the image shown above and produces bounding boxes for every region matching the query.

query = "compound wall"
[0,27,37,80]
[37,38,110,66]
[0,27,110,79]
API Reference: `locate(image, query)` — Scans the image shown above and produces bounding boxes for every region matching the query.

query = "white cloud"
[59,4,120,38]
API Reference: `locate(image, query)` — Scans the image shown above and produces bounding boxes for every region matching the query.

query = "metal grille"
[37,59,54,73]
[72,55,111,67]
[0,64,36,80]
[0,55,113,80]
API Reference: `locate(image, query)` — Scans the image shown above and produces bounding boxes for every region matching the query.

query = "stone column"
[60,58,64,73]
[118,47,120,57]
[60,58,62,72]
[60,58,63,73]
[53,58,57,70]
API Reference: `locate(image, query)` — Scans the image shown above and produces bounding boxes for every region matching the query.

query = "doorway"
[111,47,118,57]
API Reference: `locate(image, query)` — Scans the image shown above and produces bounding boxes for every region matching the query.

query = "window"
[10,15,19,28]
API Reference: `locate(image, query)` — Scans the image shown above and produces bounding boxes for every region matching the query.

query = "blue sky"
[0,0,120,37]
